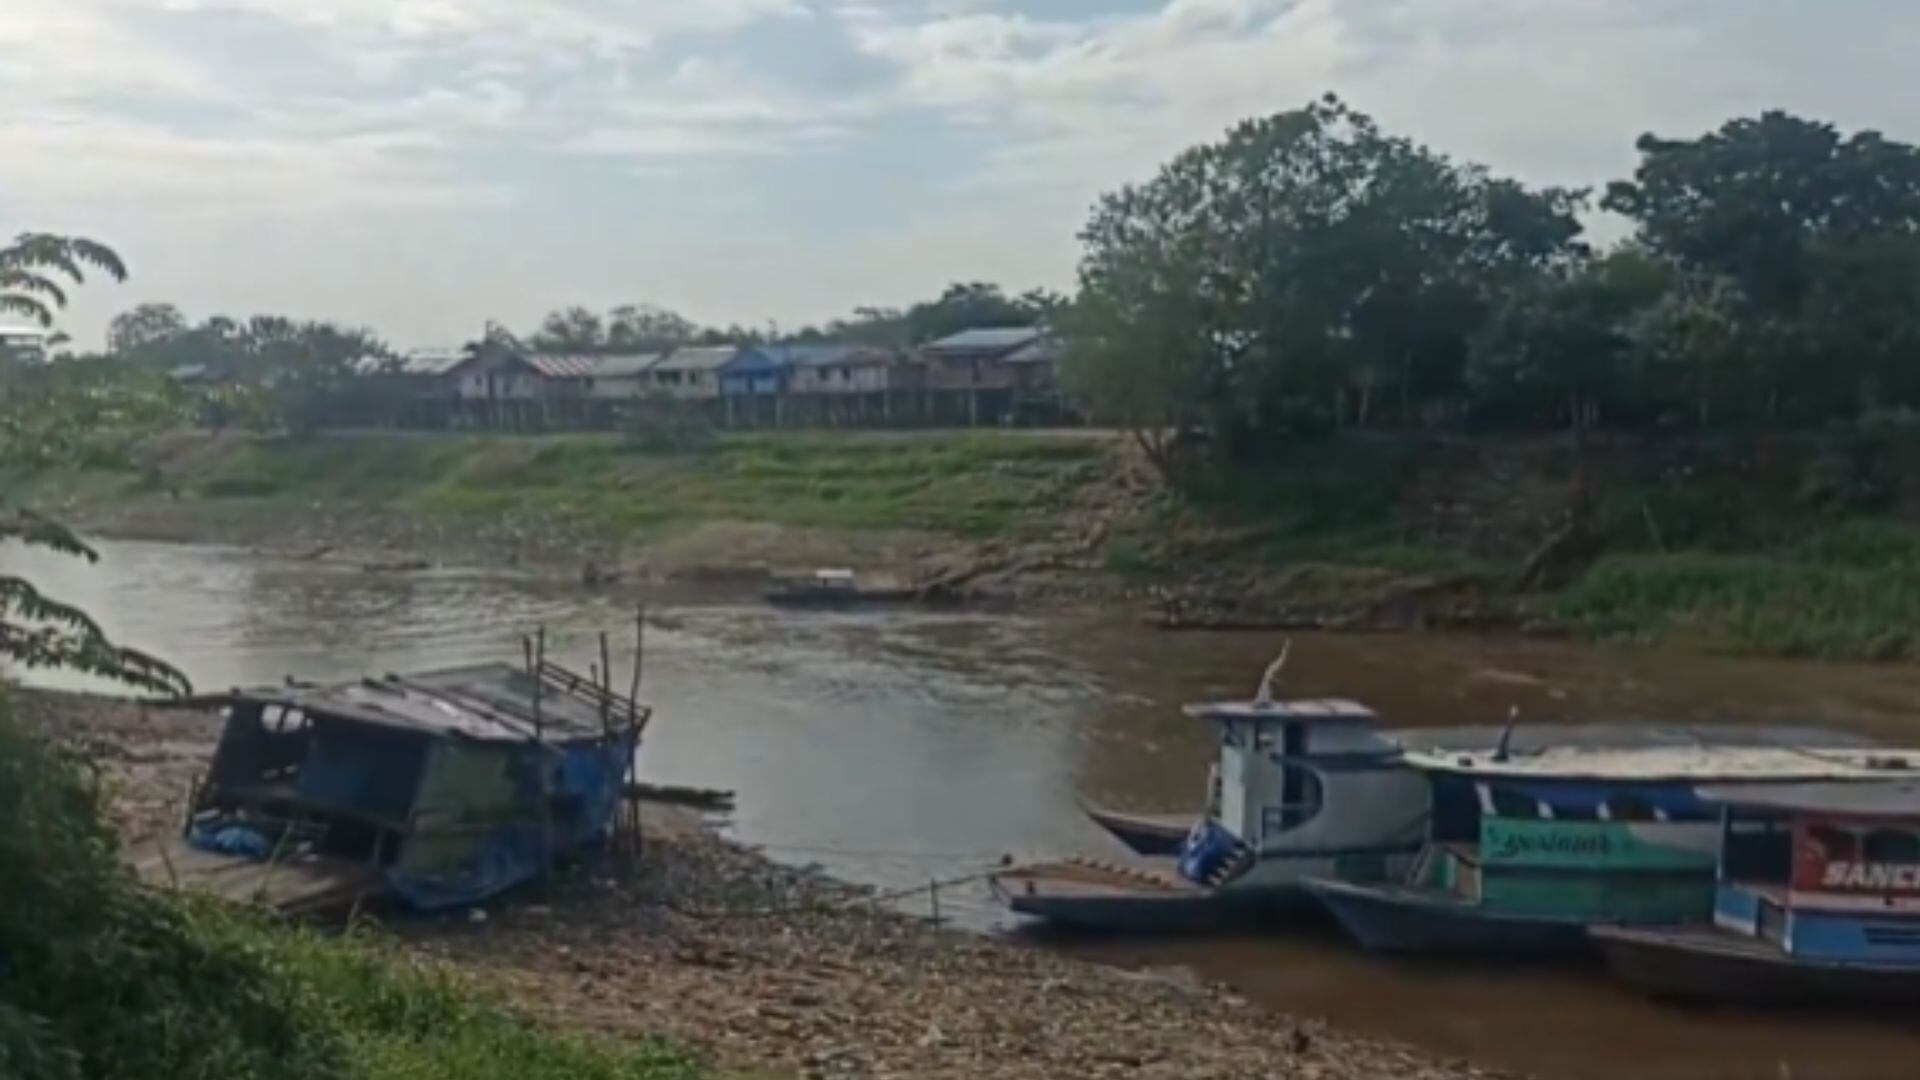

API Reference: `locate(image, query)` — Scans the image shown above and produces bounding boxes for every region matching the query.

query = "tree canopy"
[1064,97,1920,472]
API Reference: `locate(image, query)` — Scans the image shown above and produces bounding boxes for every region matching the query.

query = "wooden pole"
[533,627,552,895]
[598,631,613,733]
[629,606,645,701]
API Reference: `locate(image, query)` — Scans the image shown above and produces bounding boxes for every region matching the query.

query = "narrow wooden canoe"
[1082,804,1195,857]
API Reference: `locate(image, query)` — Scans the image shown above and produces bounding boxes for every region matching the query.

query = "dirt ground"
[17,689,1518,1080]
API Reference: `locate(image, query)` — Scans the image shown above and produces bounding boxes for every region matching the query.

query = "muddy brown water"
[7,537,1920,1079]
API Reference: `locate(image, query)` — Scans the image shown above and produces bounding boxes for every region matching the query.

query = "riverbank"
[19,687,1516,1080]
[14,427,1920,659]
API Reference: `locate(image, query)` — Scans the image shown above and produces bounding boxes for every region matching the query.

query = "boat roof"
[1698,781,1920,819]
[1184,698,1378,724]
[192,663,636,742]
[1401,744,1920,783]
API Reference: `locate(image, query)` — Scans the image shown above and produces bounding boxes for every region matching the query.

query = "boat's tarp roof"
[1185,698,1378,723]
[195,663,620,741]
[1402,744,1920,782]
[1698,780,1920,818]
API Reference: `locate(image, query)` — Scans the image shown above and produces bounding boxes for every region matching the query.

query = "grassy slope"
[96,432,1111,542]
[16,427,1920,660]
[0,692,711,1080]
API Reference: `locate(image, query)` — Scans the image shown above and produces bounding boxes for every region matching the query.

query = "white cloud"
[0,109,506,212]
[9,0,1920,350]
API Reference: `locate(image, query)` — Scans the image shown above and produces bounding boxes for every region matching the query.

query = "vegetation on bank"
[8,430,1109,542]
[0,693,710,1080]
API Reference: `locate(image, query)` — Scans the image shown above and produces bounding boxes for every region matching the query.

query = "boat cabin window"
[262,704,311,735]
[1262,764,1324,836]
[1722,815,1793,883]
[1862,827,1920,865]
[1604,794,1656,821]
[1547,800,1599,822]
[1487,786,1541,820]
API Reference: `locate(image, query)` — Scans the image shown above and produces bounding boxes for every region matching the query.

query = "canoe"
[1304,877,1591,956]
[763,583,919,608]
[1592,925,1920,1006]
[1082,804,1194,857]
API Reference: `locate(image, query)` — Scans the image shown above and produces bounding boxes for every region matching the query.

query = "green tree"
[606,304,700,352]
[0,233,189,696]
[529,306,608,353]
[904,283,1045,344]
[2,234,126,328]
[1470,250,1672,434]
[1605,112,1920,423]
[1604,112,1920,312]
[1068,95,1586,464]
[106,302,188,355]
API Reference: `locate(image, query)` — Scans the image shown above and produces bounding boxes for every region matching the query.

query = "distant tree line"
[1061,95,1920,476]
[518,283,1062,355]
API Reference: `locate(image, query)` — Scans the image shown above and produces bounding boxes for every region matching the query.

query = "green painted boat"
[1309,742,1920,956]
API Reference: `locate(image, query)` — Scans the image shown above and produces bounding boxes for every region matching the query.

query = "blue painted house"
[717,346,789,398]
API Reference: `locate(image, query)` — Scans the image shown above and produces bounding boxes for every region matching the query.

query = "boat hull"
[1305,878,1592,956]
[1593,926,1920,1006]
[764,586,919,608]
[991,858,1307,933]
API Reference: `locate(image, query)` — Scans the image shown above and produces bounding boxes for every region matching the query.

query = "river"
[7,538,1920,1079]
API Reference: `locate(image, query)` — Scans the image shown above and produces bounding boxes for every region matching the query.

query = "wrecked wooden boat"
[144,659,649,914]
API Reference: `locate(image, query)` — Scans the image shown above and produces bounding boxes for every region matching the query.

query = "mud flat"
[20,689,1515,1080]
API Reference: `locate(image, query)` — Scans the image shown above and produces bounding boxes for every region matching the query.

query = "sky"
[5,0,1920,351]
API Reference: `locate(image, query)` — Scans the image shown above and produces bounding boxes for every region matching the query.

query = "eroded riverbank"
[19,688,1512,1080]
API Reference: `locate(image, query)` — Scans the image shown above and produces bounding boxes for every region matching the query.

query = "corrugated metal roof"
[525,354,600,379]
[924,327,1043,354]
[594,352,667,377]
[1401,745,1920,782]
[351,351,467,377]
[653,346,743,373]
[763,343,888,368]
[1003,337,1061,365]
[202,663,636,742]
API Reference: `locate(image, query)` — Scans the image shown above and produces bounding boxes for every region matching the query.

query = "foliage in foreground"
[0,696,707,1080]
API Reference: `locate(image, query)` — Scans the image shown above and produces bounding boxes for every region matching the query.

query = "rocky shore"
[16,688,1520,1080]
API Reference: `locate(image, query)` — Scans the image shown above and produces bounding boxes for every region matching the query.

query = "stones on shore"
[31,689,1521,1080]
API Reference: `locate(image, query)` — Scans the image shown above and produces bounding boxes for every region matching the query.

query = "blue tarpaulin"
[385,731,636,910]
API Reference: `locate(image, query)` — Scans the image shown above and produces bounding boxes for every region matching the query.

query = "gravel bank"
[15,688,1520,1080]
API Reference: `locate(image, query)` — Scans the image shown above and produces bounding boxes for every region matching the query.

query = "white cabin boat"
[996,651,1902,932]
